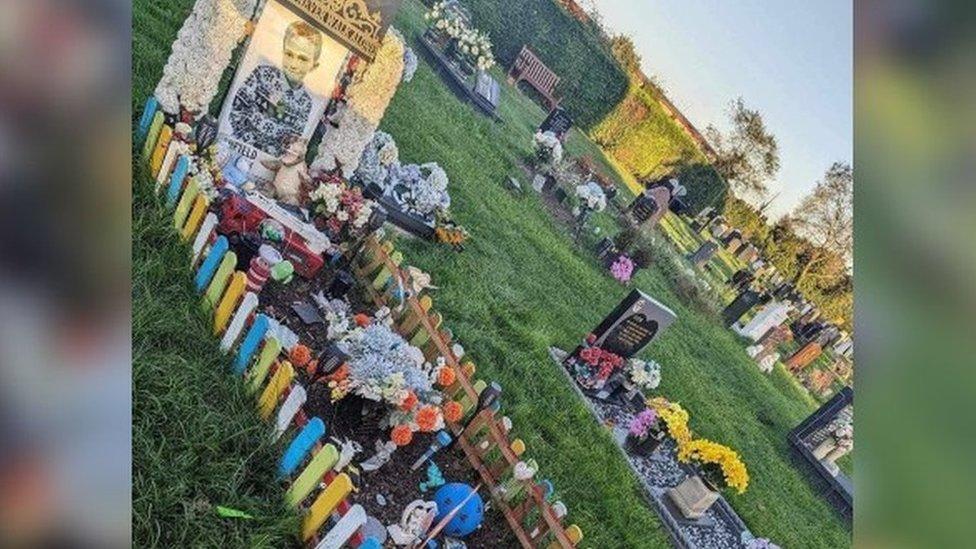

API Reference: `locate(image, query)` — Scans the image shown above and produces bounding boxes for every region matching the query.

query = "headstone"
[721,229,742,248]
[735,301,790,341]
[688,241,718,267]
[589,290,677,358]
[722,289,769,327]
[729,269,754,291]
[474,71,501,109]
[539,107,573,140]
[736,243,759,264]
[785,341,823,372]
[629,187,671,227]
[595,237,616,261]
[708,216,728,239]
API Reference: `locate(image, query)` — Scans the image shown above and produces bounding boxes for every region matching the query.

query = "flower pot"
[667,475,719,520]
[626,430,664,456]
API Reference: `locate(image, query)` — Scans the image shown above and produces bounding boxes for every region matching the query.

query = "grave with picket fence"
[140,117,584,547]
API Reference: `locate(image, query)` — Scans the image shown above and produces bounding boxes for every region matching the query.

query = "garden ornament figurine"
[387,499,438,546]
[360,439,398,472]
[261,136,311,206]
[419,462,445,493]
[331,437,363,471]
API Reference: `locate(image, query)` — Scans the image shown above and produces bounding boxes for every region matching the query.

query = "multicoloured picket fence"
[354,238,583,548]
[142,115,583,547]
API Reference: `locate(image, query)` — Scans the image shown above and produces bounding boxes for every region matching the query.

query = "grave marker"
[688,241,718,268]
[539,107,572,140]
[590,290,677,358]
[721,289,769,327]
[786,341,823,372]
[629,187,671,228]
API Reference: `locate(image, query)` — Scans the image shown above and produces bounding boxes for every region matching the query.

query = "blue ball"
[433,483,484,538]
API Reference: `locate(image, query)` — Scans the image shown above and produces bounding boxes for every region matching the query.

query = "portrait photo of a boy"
[228,20,322,157]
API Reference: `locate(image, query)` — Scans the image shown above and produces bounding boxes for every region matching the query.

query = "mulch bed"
[256,261,515,548]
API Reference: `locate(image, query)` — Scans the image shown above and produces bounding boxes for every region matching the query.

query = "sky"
[593,0,852,219]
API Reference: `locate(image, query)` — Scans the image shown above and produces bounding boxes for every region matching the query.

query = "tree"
[789,161,854,283]
[705,97,781,199]
[610,34,642,80]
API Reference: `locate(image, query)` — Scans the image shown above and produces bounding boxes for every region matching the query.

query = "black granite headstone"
[539,107,573,140]
[722,290,769,327]
[591,290,677,358]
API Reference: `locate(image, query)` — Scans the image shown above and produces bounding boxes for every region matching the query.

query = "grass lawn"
[132,164,297,546]
[380,2,851,547]
[132,0,850,546]
[132,1,296,545]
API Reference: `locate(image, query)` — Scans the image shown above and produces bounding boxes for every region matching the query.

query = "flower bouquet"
[623,358,661,401]
[533,130,563,168]
[324,313,458,447]
[308,177,376,244]
[572,337,624,390]
[609,254,635,283]
[677,439,750,494]
[625,408,665,455]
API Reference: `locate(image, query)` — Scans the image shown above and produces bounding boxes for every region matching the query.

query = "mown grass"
[133,0,850,546]
[379,2,851,547]
[132,163,298,546]
[132,1,297,546]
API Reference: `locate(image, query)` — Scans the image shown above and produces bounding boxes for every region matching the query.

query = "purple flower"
[610,255,634,283]
[628,408,658,437]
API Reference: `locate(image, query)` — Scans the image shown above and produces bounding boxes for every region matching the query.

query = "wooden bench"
[507,45,561,110]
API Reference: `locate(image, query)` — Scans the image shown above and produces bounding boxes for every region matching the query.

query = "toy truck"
[216,190,331,279]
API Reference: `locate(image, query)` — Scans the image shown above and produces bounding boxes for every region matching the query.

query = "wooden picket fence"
[353,237,582,549]
[142,113,583,548]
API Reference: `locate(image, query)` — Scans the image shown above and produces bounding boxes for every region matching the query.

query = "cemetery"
[133,0,853,547]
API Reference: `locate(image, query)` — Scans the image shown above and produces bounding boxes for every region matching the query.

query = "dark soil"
[257,265,515,548]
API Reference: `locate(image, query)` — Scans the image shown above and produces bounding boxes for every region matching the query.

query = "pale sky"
[593,0,852,219]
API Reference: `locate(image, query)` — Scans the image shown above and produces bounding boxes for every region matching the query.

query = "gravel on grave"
[258,267,515,548]
[563,363,746,549]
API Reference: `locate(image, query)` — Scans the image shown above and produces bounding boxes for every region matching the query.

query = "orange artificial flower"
[400,391,419,411]
[304,359,319,378]
[436,366,457,387]
[443,401,463,423]
[391,424,414,446]
[415,406,440,432]
[326,364,349,382]
[353,313,371,327]
[290,344,312,367]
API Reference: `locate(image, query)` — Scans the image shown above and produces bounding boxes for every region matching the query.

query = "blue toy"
[433,483,484,538]
[419,462,446,493]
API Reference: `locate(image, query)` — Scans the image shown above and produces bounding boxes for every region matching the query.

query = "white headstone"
[735,301,791,341]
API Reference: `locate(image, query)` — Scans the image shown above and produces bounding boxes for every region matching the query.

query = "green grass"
[133,1,296,546]
[133,0,850,546]
[132,163,298,546]
[379,2,850,547]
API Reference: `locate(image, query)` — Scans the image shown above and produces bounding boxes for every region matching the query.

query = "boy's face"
[282,35,319,86]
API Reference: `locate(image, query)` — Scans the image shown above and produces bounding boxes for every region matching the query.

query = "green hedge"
[423,0,628,129]
[592,84,728,211]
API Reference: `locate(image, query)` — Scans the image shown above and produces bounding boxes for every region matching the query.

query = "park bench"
[507,45,561,110]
